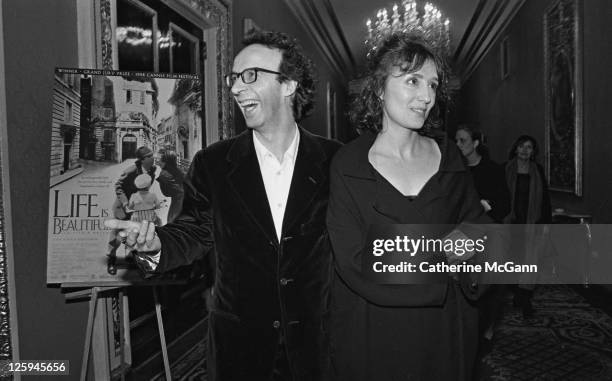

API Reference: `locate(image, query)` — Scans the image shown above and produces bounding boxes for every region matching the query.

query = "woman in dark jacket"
[156,150,185,223]
[505,135,552,317]
[456,125,511,341]
[505,135,552,225]
[456,125,510,223]
[327,32,498,381]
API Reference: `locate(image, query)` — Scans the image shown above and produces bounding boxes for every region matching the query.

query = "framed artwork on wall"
[543,0,583,196]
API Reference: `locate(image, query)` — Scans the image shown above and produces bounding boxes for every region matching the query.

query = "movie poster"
[47,68,202,285]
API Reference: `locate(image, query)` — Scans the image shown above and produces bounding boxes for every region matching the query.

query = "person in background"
[456,125,510,222]
[456,125,511,344]
[505,135,552,318]
[156,150,185,223]
[327,32,497,381]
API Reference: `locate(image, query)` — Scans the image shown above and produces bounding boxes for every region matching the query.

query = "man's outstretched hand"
[105,219,162,253]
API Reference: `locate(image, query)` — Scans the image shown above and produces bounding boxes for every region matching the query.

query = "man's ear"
[283,79,298,97]
[474,140,480,149]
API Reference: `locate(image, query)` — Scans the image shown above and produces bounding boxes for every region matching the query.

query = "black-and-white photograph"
[48,68,202,285]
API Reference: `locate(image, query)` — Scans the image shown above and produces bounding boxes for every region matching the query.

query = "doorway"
[122,134,137,161]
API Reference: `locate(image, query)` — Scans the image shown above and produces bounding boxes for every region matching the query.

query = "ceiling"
[283,0,526,87]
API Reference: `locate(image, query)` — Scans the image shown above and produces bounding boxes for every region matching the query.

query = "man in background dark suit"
[106,31,341,381]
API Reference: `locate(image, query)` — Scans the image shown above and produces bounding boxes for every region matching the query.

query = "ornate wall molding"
[184,0,233,139]
[544,0,582,196]
[100,0,114,71]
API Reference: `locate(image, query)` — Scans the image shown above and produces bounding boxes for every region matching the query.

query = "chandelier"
[365,0,451,58]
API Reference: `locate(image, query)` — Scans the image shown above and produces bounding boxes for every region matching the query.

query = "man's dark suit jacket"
[155,127,342,381]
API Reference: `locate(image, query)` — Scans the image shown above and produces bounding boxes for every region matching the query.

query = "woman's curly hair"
[243,31,316,122]
[349,33,451,135]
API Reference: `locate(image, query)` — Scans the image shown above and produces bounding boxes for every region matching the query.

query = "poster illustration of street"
[47,68,202,285]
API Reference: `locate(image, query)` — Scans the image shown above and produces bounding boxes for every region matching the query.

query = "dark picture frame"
[543,0,583,196]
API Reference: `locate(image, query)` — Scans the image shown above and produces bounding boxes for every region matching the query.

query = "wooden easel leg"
[118,289,126,381]
[153,286,172,381]
[80,287,99,381]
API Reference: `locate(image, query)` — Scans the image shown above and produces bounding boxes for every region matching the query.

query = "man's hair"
[243,31,316,122]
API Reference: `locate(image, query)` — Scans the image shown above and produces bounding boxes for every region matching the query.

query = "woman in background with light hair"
[456,125,510,222]
[456,125,510,343]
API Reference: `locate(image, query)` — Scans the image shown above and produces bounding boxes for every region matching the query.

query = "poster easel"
[64,281,179,381]
[45,68,204,381]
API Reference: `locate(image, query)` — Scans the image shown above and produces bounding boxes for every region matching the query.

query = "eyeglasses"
[225,67,281,88]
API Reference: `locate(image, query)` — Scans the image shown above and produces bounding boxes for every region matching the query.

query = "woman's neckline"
[369,163,419,199]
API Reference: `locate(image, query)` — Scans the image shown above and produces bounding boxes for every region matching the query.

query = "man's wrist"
[133,251,161,272]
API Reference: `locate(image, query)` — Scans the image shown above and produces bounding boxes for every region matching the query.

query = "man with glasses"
[106,31,341,381]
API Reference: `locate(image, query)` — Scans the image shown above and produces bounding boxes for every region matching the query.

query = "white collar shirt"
[253,125,300,240]
[144,126,299,269]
